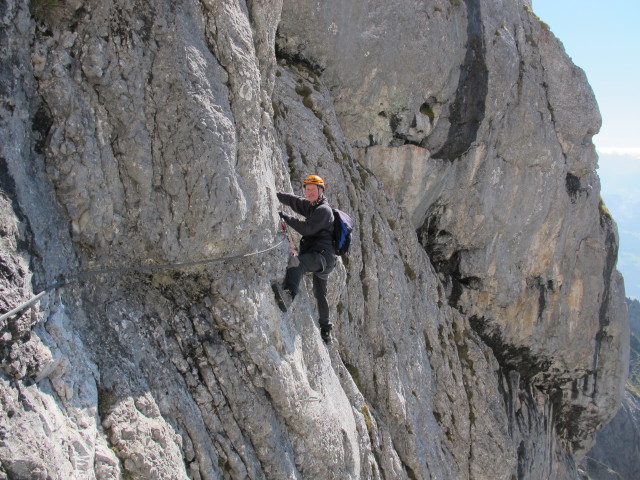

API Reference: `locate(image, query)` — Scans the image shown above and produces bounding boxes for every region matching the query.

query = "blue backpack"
[332,208,354,255]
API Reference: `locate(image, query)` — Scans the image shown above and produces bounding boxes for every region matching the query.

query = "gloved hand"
[278,211,290,222]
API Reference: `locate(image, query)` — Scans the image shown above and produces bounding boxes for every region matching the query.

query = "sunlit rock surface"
[0,0,629,478]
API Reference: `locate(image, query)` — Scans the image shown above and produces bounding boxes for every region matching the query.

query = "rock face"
[0,0,630,479]
[581,392,640,480]
[580,298,640,480]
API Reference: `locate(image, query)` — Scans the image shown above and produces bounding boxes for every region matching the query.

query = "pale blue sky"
[533,1,640,299]
[533,0,640,152]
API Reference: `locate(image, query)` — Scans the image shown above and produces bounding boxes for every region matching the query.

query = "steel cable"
[1,236,286,323]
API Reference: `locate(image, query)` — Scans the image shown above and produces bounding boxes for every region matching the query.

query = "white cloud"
[597,151,640,182]
[597,147,640,159]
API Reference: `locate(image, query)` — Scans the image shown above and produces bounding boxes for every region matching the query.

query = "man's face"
[304,184,321,203]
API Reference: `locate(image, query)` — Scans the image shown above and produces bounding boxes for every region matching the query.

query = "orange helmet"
[303,174,326,189]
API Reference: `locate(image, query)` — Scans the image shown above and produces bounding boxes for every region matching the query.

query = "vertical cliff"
[0,0,630,479]
[580,298,640,479]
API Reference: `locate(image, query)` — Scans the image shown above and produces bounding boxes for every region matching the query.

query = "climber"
[272,174,336,344]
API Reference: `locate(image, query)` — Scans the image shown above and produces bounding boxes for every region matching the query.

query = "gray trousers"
[284,252,336,330]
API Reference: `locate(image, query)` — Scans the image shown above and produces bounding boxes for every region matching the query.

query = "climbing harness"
[0,225,289,323]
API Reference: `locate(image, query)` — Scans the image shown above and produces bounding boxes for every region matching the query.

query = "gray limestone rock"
[279,0,629,455]
[0,0,631,479]
[581,299,640,480]
[580,392,640,480]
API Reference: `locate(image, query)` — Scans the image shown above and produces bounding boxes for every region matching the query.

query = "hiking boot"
[321,328,332,344]
[272,283,294,312]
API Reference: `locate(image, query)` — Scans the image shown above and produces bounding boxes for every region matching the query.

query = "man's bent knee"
[287,255,300,269]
